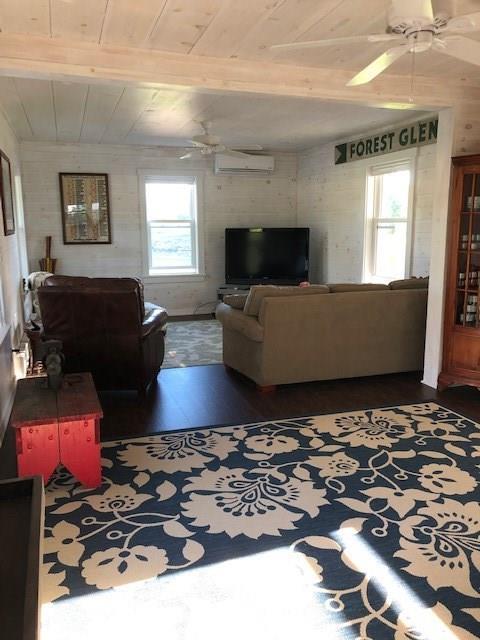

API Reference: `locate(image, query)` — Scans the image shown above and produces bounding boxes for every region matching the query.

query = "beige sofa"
[215,279,428,388]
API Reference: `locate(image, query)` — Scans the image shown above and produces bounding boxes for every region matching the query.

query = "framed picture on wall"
[0,150,15,236]
[59,172,111,244]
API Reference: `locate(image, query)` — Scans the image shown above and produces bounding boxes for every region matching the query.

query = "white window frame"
[363,153,416,284]
[138,170,205,282]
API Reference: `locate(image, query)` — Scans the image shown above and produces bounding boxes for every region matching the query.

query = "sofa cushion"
[389,277,429,290]
[223,293,248,310]
[243,284,330,316]
[328,283,389,293]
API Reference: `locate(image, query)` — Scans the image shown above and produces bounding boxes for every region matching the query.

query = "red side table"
[11,373,103,488]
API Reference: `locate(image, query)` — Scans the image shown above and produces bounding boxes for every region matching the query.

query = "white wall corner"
[422,108,455,389]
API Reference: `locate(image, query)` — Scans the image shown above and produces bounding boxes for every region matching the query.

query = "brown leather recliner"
[37,276,168,393]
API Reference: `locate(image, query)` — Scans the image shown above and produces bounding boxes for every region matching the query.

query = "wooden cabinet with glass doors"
[439,155,480,390]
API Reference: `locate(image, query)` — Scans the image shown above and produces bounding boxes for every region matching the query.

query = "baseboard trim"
[168,313,215,322]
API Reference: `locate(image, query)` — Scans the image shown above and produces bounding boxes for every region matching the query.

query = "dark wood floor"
[1,364,479,479]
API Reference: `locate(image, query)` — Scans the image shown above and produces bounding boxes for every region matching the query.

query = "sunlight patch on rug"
[41,403,480,639]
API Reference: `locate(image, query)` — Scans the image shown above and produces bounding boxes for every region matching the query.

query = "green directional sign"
[334,117,438,165]
[335,143,348,165]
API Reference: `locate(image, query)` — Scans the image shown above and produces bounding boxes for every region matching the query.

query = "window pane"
[150,222,193,268]
[374,221,407,279]
[146,181,195,221]
[379,170,410,219]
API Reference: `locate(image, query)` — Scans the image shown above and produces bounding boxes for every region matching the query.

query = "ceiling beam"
[0,33,478,109]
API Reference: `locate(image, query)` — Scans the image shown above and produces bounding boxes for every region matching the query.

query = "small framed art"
[59,172,111,244]
[1,151,15,236]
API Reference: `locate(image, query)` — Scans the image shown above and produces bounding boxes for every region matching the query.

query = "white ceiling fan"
[179,121,263,159]
[271,0,480,86]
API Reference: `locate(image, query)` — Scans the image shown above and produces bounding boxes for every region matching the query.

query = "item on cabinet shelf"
[461,234,469,250]
[59,173,111,244]
[439,154,480,390]
[39,235,57,273]
[472,233,480,250]
[458,312,476,324]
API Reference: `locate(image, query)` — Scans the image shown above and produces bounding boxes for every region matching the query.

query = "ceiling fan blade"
[189,139,209,148]
[445,11,480,33]
[346,45,410,86]
[433,36,480,68]
[389,0,433,24]
[222,149,253,159]
[231,145,264,151]
[271,33,402,51]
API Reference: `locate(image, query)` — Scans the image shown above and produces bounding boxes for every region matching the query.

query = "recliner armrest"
[142,306,168,339]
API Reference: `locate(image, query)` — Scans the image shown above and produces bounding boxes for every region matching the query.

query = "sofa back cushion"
[328,283,389,293]
[243,284,329,316]
[389,277,429,290]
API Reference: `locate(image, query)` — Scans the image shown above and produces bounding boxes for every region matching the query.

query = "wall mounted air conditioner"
[214,153,275,175]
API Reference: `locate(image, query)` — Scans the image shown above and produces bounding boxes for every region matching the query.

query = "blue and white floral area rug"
[42,403,480,639]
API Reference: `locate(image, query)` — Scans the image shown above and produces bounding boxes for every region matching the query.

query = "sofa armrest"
[142,305,168,339]
[216,303,264,342]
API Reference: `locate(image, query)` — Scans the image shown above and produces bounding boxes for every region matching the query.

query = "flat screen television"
[225,227,310,285]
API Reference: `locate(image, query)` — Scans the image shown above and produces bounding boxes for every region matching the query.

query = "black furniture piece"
[0,476,43,640]
[37,276,168,393]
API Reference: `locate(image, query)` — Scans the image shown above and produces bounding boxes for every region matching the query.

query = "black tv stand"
[217,285,250,301]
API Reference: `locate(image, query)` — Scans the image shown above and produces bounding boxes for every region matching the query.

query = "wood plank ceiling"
[0,0,479,82]
[0,76,427,149]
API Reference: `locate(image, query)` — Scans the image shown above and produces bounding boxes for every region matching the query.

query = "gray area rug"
[163,319,222,369]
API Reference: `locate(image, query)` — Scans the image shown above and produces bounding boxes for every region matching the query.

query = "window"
[141,174,203,277]
[364,160,414,283]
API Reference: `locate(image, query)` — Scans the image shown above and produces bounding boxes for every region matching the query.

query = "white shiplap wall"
[297,140,436,283]
[20,142,297,314]
[0,110,28,438]
[20,130,436,315]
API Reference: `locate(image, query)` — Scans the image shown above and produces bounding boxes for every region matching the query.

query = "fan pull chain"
[409,38,416,103]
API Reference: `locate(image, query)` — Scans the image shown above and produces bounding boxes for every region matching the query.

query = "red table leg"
[59,418,101,488]
[15,422,60,484]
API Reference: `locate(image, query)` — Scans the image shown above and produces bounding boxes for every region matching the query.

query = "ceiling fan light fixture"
[407,29,434,53]
[178,121,263,160]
